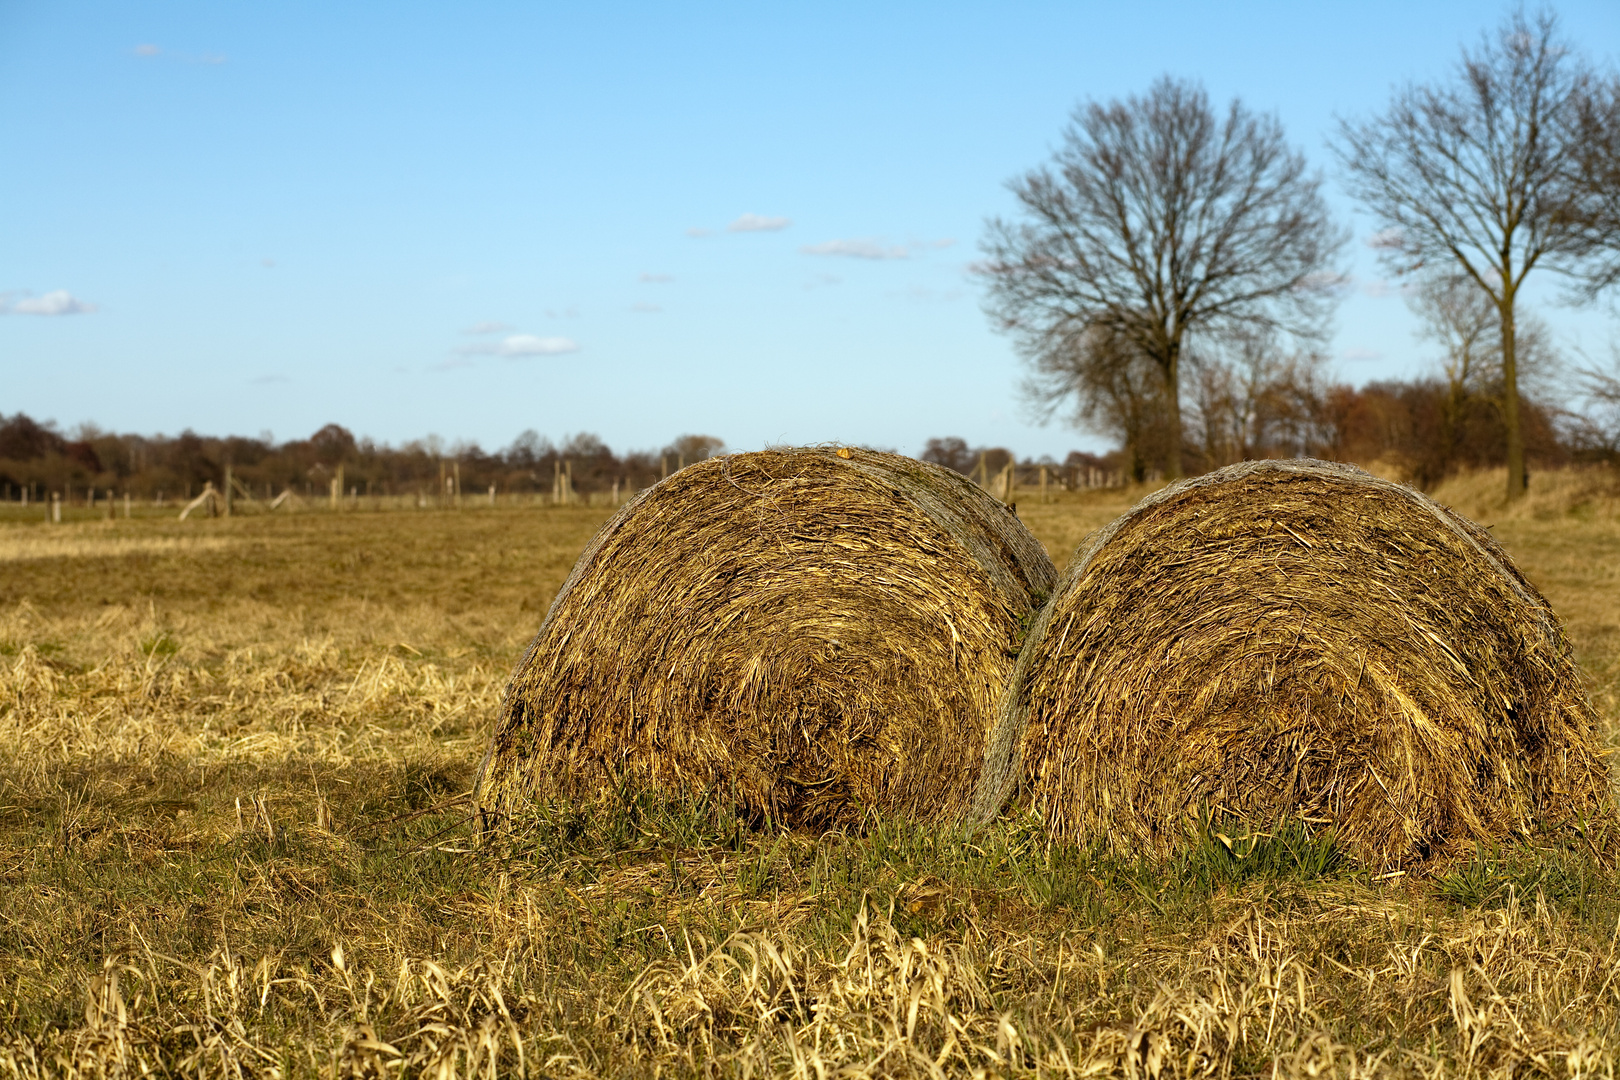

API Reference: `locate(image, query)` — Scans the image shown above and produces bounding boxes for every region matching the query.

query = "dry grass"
[477,449,1057,830]
[0,474,1619,1076]
[0,532,238,563]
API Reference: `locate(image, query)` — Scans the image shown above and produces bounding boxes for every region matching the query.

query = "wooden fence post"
[123,492,131,519]
[51,492,60,524]
[452,462,461,508]
[224,465,233,517]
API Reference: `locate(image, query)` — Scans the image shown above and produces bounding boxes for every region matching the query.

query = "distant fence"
[2,456,1143,523]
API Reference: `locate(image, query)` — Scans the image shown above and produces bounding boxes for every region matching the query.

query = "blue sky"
[3,2,1618,460]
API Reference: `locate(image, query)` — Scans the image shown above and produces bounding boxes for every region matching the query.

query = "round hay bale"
[973,458,1611,868]
[476,447,1058,829]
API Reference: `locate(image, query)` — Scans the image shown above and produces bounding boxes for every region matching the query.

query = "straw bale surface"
[974,459,1611,868]
[477,448,1057,829]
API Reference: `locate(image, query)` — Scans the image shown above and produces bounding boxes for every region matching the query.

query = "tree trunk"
[1500,286,1526,500]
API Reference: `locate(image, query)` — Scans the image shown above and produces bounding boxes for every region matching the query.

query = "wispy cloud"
[728,213,791,233]
[886,285,966,303]
[131,43,225,64]
[3,290,98,316]
[1366,227,1404,250]
[1341,347,1382,362]
[1296,271,1353,295]
[685,227,713,238]
[457,334,579,358]
[631,302,662,313]
[802,239,910,260]
[639,273,674,283]
[463,320,513,335]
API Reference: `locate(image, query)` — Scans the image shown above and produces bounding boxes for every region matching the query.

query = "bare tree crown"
[981,76,1344,476]
[1335,10,1592,301]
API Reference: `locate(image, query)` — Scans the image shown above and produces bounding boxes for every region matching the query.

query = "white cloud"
[1341,347,1382,362]
[886,285,966,303]
[802,239,910,260]
[1296,271,1352,294]
[639,273,674,283]
[5,290,97,316]
[1360,278,1395,299]
[727,213,791,233]
[685,227,713,238]
[463,320,513,335]
[1366,227,1405,250]
[457,334,579,358]
[631,302,662,313]
[132,43,225,64]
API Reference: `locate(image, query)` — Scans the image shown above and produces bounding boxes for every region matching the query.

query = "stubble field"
[2,469,1619,1077]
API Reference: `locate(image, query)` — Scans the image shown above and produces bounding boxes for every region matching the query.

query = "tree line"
[0,416,725,503]
[981,8,1620,499]
[0,372,1603,509]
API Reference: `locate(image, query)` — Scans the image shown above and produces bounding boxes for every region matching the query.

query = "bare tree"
[1335,10,1598,499]
[981,76,1345,478]
[663,434,725,465]
[1568,355,1620,464]
[1409,274,1500,468]
[1187,334,1334,467]
[1569,75,1620,296]
[1022,323,1171,481]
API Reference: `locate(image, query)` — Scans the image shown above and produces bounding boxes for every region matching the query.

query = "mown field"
[2,468,1619,1077]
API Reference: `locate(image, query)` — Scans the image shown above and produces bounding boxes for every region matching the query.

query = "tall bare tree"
[1335,10,1597,499]
[1570,74,1620,296]
[981,76,1345,478]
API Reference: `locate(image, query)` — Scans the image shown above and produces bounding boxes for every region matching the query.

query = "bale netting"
[972,458,1611,869]
[476,447,1058,831]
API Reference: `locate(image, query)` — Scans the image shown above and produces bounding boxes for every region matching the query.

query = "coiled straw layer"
[974,459,1610,868]
[477,447,1057,829]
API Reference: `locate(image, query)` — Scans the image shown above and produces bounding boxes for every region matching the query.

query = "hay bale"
[973,458,1610,868]
[476,447,1057,829]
